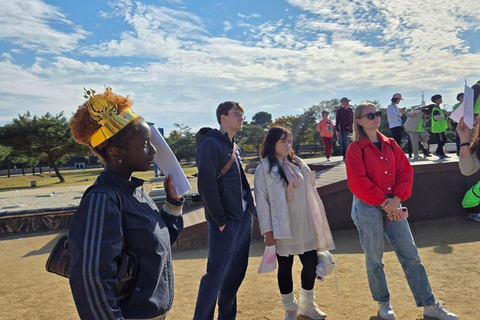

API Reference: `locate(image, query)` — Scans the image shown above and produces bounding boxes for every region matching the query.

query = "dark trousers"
[434,132,447,156]
[276,250,318,294]
[339,131,351,158]
[322,137,333,158]
[390,126,402,146]
[407,135,412,157]
[193,212,252,320]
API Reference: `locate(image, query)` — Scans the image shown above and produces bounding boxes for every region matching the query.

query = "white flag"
[450,83,475,129]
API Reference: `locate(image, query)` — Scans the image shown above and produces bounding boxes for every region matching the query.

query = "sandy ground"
[0,217,479,320]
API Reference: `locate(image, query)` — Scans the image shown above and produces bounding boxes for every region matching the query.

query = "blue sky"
[0,0,479,134]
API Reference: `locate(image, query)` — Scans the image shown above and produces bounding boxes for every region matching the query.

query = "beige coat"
[254,156,335,252]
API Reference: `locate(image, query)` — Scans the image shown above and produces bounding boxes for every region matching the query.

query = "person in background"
[387,93,407,148]
[451,93,464,155]
[335,97,353,160]
[471,80,480,121]
[68,87,184,320]
[194,101,256,320]
[316,111,334,161]
[431,94,450,159]
[456,114,480,222]
[254,126,335,320]
[404,106,431,160]
[345,102,458,320]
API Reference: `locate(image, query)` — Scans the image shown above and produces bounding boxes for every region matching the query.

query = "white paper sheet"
[150,125,192,196]
[450,84,475,129]
[257,245,277,274]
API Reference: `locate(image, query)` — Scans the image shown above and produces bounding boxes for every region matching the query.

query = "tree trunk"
[7,162,11,178]
[48,153,65,183]
[32,166,36,175]
[22,163,25,175]
[38,165,43,174]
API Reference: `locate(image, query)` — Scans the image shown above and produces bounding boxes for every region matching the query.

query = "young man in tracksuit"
[194,101,256,320]
[431,94,450,159]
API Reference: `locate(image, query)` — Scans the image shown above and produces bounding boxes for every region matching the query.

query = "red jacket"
[345,133,413,206]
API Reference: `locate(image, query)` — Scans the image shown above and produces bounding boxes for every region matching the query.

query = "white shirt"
[387,103,402,128]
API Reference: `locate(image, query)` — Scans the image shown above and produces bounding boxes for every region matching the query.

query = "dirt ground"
[0,217,479,320]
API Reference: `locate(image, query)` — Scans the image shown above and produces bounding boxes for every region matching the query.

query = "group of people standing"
[64,88,460,320]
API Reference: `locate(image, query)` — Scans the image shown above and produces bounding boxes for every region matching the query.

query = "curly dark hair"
[69,88,145,161]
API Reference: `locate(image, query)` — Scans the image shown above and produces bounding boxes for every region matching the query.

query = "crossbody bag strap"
[217,144,237,180]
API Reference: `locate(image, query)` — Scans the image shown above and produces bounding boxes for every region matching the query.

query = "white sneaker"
[467,213,480,222]
[378,301,396,319]
[424,302,458,320]
[421,141,429,149]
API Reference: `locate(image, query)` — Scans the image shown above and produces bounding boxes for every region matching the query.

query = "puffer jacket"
[254,156,335,252]
[196,128,256,227]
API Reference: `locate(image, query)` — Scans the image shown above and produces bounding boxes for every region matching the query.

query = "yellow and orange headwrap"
[84,88,138,147]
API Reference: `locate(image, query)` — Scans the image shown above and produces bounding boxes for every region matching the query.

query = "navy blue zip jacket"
[68,171,183,320]
[196,128,256,227]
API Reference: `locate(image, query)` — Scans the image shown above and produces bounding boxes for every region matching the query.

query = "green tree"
[237,124,265,158]
[30,112,85,182]
[165,124,195,163]
[251,111,272,129]
[0,144,13,177]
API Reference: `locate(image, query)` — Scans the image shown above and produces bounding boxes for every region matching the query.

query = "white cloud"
[0,0,88,54]
[238,13,261,19]
[1,0,480,132]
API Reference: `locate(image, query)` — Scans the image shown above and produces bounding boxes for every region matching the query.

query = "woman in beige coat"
[254,126,335,320]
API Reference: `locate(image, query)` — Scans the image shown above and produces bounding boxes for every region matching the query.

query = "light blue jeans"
[351,196,435,307]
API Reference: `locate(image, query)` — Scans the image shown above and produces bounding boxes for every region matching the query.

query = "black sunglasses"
[360,111,382,120]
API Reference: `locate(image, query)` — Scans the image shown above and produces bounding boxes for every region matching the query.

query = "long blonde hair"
[351,103,377,142]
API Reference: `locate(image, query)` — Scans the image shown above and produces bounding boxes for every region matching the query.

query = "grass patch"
[0,165,200,192]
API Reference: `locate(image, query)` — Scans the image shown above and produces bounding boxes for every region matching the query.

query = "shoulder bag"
[45,185,138,300]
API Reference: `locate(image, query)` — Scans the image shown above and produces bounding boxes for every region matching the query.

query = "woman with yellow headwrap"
[68,88,183,320]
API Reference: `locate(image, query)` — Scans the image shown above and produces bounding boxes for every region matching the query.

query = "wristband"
[460,142,470,148]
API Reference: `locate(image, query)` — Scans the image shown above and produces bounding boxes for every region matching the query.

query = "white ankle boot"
[298,288,327,319]
[281,291,298,320]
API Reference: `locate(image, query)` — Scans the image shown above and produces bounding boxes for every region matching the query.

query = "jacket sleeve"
[196,138,227,227]
[335,110,341,132]
[432,108,446,121]
[68,190,124,320]
[161,195,184,244]
[345,143,387,205]
[391,141,413,202]
[253,163,273,235]
[387,105,399,123]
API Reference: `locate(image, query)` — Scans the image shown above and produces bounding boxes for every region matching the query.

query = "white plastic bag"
[316,251,336,281]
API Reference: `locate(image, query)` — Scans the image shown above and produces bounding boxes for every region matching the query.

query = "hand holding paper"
[150,125,192,196]
[450,84,474,129]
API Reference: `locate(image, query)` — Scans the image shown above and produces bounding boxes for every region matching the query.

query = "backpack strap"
[217,144,237,180]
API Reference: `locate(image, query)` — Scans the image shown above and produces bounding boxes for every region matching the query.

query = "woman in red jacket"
[345,103,457,320]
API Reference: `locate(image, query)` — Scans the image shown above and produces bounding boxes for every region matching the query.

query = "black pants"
[390,126,402,146]
[276,250,317,294]
[434,132,447,156]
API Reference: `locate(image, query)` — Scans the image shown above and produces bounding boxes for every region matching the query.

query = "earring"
[118,159,122,163]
